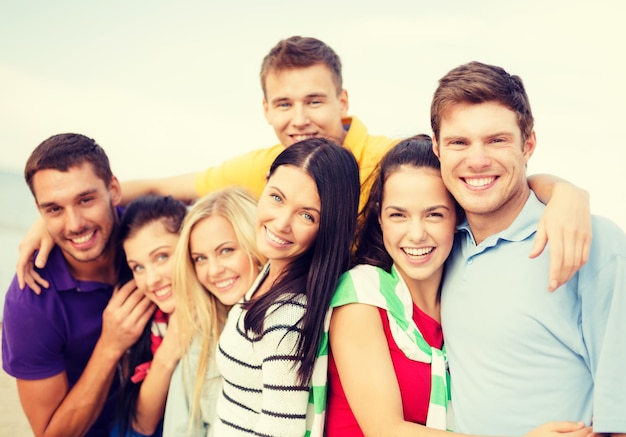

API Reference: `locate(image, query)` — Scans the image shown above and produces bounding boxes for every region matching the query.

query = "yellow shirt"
[194,116,397,210]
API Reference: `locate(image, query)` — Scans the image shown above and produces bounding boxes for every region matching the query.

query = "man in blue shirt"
[432,62,626,436]
[2,133,154,436]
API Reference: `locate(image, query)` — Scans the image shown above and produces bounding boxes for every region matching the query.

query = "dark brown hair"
[355,134,463,271]
[244,137,360,385]
[431,61,534,145]
[24,133,113,197]
[260,36,343,97]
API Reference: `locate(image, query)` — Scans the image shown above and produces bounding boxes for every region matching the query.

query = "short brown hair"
[431,61,534,144]
[24,133,113,196]
[260,36,343,97]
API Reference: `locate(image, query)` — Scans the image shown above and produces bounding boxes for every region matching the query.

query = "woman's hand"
[530,179,592,291]
[16,216,53,293]
[524,421,592,437]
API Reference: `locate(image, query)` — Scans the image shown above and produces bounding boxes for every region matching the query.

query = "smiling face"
[256,165,321,274]
[262,64,349,147]
[380,165,457,291]
[32,162,121,270]
[434,101,535,239]
[123,219,179,313]
[189,215,257,306]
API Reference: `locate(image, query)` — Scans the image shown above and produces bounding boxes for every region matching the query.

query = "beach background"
[1,1,625,435]
[0,171,39,312]
[0,171,35,435]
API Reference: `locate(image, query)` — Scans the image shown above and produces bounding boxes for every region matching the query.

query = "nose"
[466,144,491,170]
[66,207,87,233]
[145,265,162,289]
[273,210,292,233]
[407,219,427,242]
[208,259,225,277]
[291,104,310,127]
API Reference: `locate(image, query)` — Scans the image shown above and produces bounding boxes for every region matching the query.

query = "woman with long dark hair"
[113,195,187,437]
[213,138,360,436]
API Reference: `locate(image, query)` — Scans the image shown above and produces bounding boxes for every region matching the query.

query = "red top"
[326,303,443,436]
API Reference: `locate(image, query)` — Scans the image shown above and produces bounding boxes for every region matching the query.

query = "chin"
[220,292,244,307]
[156,301,175,314]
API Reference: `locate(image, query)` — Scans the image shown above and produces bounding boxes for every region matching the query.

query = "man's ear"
[432,135,441,158]
[338,88,349,118]
[523,130,537,164]
[262,98,271,124]
[109,176,122,206]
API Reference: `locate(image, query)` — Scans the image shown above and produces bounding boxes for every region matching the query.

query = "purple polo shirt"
[2,245,120,436]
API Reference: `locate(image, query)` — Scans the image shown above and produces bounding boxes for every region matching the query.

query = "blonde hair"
[172,186,265,432]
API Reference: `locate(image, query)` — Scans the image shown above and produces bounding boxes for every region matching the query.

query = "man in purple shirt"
[2,133,154,436]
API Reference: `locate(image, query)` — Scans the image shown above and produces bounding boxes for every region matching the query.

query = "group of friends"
[2,36,625,437]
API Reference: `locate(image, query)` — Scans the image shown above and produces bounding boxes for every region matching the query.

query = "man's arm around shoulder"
[121,172,198,205]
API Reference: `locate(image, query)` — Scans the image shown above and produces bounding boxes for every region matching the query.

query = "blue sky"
[1,0,625,229]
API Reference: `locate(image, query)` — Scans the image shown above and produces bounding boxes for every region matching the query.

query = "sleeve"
[162,360,197,437]
[581,254,626,433]
[200,349,222,436]
[1,276,67,380]
[254,300,310,437]
[163,339,219,437]
[193,146,284,199]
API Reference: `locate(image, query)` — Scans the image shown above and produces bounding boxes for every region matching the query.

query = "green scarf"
[305,264,450,435]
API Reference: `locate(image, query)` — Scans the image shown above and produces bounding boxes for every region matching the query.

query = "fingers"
[567,426,593,437]
[128,296,156,329]
[34,236,54,269]
[548,225,591,292]
[544,422,586,432]
[547,232,564,292]
[102,282,156,355]
[533,421,590,437]
[529,218,548,259]
[16,251,33,291]
[106,281,153,329]
[531,216,591,292]
[109,279,139,305]
[16,216,48,288]
[24,265,50,295]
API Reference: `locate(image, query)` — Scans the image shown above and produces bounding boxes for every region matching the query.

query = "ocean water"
[0,169,40,320]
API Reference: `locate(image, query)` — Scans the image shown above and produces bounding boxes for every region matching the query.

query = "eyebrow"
[148,245,173,257]
[214,241,237,251]
[384,204,451,213]
[38,188,99,209]
[270,92,328,105]
[269,185,321,215]
[441,131,513,142]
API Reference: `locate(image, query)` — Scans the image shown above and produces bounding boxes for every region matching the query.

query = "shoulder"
[3,271,64,317]
[264,293,307,329]
[584,215,626,270]
[32,246,75,291]
[590,215,626,246]
[333,264,393,308]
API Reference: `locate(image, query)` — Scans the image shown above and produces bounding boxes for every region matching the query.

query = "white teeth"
[267,228,289,245]
[154,286,171,298]
[215,278,236,289]
[465,177,495,187]
[292,134,315,142]
[71,231,94,244]
[403,247,434,257]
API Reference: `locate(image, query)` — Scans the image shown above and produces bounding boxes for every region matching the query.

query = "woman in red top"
[325,136,591,437]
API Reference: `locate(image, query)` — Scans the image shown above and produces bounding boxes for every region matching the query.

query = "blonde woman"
[164,187,266,436]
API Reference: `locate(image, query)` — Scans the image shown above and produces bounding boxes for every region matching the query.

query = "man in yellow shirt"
[121,36,396,210]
